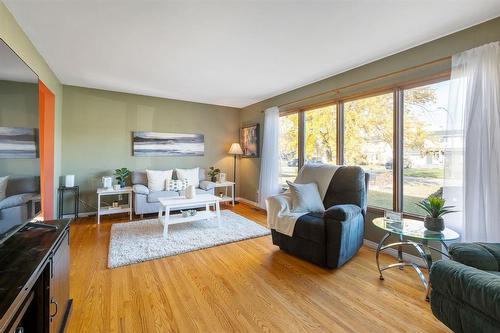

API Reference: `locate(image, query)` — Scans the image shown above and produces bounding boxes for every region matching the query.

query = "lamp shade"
[228,143,243,155]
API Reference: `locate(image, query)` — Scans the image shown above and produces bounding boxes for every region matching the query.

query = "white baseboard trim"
[236,197,261,208]
[363,239,426,266]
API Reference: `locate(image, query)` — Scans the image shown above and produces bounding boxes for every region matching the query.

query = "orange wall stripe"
[39,81,55,220]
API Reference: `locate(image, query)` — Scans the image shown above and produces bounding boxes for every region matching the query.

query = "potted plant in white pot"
[416,196,456,232]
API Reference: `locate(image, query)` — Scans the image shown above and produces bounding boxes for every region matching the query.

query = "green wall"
[61,86,240,213]
[239,16,500,244]
[0,80,39,177]
[0,3,63,214]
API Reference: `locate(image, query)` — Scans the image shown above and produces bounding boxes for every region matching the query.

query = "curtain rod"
[260,56,451,112]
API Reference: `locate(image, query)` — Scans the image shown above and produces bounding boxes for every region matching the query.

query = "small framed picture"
[384,210,402,222]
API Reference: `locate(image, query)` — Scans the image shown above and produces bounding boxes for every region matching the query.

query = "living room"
[1,1,500,332]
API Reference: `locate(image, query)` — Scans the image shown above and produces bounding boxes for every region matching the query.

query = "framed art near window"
[240,124,259,158]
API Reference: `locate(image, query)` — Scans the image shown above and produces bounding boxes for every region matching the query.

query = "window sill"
[367,206,424,221]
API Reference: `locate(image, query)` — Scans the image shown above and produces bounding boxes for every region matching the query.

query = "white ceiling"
[4,1,500,108]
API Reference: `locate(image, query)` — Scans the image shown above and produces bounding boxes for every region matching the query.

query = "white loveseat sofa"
[131,169,215,216]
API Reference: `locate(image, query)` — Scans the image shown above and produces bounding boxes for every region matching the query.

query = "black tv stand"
[0,219,72,333]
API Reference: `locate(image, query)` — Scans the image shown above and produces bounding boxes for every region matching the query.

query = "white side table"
[96,187,133,223]
[213,181,235,206]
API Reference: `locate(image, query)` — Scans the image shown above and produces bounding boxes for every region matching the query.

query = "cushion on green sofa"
[449,243,500,271]
[479,243,500,268]
[430,260,500,322]
[431,288,500,333]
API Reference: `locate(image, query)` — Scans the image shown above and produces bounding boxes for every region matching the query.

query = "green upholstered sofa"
[429,243,500,333]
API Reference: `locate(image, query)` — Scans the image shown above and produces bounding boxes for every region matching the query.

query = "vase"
[218,173,226,183]
[424,216,445,232]
[65,175,75,187]
[185,185,196,199]
[102,176,113,189]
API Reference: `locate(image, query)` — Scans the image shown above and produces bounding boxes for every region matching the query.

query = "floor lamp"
[228,143,243,202]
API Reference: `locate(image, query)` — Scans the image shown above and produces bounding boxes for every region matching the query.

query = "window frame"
[303,104,339,166]
[399,77,453,218]
[342,89,396,211]
[278,71,451,217]
[278,111,300,188]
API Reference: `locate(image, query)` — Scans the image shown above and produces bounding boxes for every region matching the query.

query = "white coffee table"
[158,194,222,238]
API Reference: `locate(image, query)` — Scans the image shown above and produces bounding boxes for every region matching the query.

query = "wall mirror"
[0,38,40,240]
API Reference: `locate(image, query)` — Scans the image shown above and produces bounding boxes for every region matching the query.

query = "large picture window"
[403,80,453,215]
[304,105,337,165]
[277,76,455,216]
[279,113,299,187]
[344,93,394,209]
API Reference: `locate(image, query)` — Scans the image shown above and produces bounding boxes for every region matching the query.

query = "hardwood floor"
[67,203,450,333]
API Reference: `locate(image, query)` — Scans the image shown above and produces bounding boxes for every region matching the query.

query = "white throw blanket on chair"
[266,164,340,236]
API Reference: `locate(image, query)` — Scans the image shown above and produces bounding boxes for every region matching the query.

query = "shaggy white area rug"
[108,210,270,268]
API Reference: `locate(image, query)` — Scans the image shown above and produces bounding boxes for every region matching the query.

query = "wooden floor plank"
[66,203,450,333]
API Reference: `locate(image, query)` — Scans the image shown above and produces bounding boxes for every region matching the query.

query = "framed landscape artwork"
[0,126,39,159]
[240,124,259,158]
[133,131,204,157]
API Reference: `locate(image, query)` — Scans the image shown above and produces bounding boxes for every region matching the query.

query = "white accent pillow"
[176,168,200,187]
[166,179,189,191]
[294,164,340,200]
[0,176,9,201]
[286,181,325,213]
[146,169,173,192]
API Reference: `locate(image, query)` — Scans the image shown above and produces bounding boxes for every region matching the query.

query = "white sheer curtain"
[258,106,281,209]
[444,41,500,242]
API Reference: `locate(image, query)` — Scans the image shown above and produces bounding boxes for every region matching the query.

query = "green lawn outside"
[403,168,443,179]
[368,190,426,216]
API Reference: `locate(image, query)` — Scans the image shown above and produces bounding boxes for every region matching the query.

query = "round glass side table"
[372,217,460,300]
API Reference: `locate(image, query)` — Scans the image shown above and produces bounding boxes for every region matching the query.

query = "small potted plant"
[208,166,220,182]
[114,167,130,188]
[416,196,456,232]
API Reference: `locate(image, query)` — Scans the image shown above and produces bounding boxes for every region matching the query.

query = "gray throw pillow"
[286,181,325,213]
[0,176,9,201]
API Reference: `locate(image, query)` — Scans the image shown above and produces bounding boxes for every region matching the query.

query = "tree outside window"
[403,80,453,215]
[279,113,298,187]
[305,105,336,165]
[344,93,394,209]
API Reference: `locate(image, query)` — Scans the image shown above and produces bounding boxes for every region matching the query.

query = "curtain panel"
[444,41,500,242]
[258,106,281,209]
